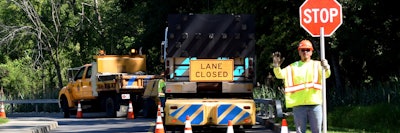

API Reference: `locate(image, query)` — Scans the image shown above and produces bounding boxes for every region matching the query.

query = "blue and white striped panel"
[126,76,154,87]
[217,104,250,124]
[170,104,204,125]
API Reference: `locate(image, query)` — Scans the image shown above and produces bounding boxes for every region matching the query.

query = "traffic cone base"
[226,120,234,133]
[127,101,135,119]
[184,115,192,133]
[0,102,6,118]
[76,101,82,118]
[155,110,165,133]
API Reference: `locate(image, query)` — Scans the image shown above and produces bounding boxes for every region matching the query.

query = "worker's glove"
[272,52,285,67]
[321,59,330,70]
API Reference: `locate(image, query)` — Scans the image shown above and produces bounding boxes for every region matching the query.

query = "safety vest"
[158,79,166,98]
[284,60,322,108]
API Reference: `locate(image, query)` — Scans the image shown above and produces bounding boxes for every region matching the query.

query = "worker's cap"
[298,40,314,51]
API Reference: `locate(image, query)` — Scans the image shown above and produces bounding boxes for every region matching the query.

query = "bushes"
[328,103,400,132]
[257,78,400,132]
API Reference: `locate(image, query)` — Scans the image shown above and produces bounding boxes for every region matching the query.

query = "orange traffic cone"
[184,115,192,133]
[155,108,165,133]
[127,100,135,119]
[158,102,164,117]
[281,119,288,133]
[0,102,6,118]
[226,120,234,133]
[76,101,82,118]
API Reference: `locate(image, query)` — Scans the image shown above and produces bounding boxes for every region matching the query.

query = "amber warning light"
[189,59,234,82]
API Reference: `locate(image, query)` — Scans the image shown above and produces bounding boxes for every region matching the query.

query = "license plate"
[121,94,130,99]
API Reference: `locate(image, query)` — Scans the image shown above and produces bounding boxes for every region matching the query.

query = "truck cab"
[59,49,157,118]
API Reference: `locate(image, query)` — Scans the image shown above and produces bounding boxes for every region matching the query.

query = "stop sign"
[300,0,342,37]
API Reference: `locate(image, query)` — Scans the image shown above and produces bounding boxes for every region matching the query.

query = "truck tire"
[105,97,117,117]
[143,98,157,118]
[165,125,183,132]
[243,125,253,129]
[60,96,70,118]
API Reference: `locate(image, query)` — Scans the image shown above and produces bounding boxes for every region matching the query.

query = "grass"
[0,118,9,124]
[282,103,399,133]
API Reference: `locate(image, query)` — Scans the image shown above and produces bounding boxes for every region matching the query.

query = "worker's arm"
[324,68,331,78]
[321,59,331,78]
[272,52,286,79]
[273,67,285,79]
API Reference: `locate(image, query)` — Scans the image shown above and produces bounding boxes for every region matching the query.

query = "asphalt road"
[3,112,280,133]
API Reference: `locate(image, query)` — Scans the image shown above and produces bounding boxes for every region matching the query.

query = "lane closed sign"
[189,59,234,82]
[300,0,342,37]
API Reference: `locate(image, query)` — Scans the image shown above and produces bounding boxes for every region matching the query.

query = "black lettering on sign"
[201,63,223,69]
[195,71,229,78]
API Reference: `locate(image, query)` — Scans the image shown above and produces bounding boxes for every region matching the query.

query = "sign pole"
[320,27,327,133]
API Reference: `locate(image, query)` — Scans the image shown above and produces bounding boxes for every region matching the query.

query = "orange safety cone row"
[155,108,165,133]
[281,119,288,133]
[127,100,135,119]
[0,102,6,118]
[226,120,234,133]
[76,101,83,118]
[184,115,193,133]
[158,102,164,117]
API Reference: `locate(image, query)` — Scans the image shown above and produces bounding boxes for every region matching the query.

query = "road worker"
[272,39,331,133]
[142,77,165,118]
[156,78,166,107]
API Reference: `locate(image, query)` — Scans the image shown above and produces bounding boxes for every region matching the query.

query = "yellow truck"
[161,14,257,131]
[58,49,157,118]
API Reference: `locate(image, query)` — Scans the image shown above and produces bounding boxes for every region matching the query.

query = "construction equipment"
[76,101,82,118]
[280,119,288,133]
[127,100,134,119]
[161,14,257,132]
[155,108,165,133]
[184,115,193,133]
[0,102,6,118]
[58,49,157,118]
[227,120,234,133]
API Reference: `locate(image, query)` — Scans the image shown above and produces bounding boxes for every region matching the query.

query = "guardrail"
[254,98,284,129]
[1,98,282,120]
[0,99,59,113]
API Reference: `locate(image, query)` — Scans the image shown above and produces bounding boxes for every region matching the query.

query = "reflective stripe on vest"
[285,61,321,93]
[286,65,293,87]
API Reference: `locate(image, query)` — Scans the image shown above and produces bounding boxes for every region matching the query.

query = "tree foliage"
[0,0,398,107]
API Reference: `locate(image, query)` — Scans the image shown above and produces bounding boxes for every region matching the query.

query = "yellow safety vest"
[158,79,166,98]
[273,60,330,108]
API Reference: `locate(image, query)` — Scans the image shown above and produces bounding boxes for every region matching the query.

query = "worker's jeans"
[160,97,166,107]
[292,105,322,133]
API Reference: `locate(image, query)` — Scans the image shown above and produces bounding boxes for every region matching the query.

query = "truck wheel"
[165,125,183,132]
[105,97,117,117]
[243,125,253,129]
[143,98,157,118]
[60,96,70,118]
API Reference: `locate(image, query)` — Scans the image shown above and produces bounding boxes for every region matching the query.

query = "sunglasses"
[300,49,311,52]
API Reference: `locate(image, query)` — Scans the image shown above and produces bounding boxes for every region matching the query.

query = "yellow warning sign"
[190,59,234,82]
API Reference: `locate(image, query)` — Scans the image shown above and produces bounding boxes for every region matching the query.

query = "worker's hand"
[272,52,285,67]
[321,59,330,70]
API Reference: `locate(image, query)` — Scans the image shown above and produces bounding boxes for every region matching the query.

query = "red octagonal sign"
[300,0,342,37]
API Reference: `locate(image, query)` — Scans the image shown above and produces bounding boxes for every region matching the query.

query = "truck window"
[74,68,85,81]
[86,66,92,78]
